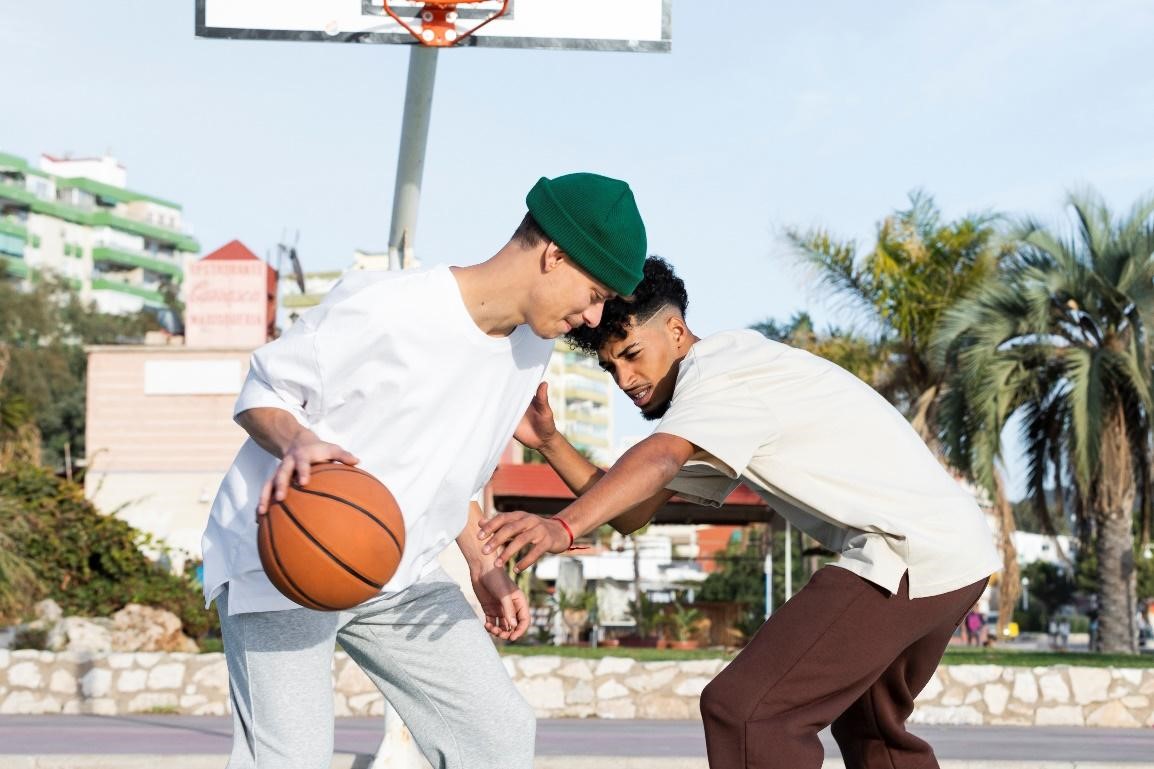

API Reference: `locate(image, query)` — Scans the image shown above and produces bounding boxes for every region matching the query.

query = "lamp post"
[1021,576,1030,611]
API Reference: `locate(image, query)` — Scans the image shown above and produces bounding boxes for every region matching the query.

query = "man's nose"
[581,302,604,328]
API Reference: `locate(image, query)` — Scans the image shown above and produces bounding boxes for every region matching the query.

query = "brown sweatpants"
[700,566,988,769]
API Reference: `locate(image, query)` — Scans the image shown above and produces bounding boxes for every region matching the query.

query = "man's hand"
[514,382,558,451]
[472,566,531,641]
[257,436,360,516]
[479,512,571,572]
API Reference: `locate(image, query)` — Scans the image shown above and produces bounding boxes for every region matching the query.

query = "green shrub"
[0,462,218,638]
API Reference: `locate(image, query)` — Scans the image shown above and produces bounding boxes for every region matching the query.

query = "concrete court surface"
[2,716,1154,768]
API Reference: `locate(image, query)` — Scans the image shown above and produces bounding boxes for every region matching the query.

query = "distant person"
[964,609,984,646]
[481,256,1002,769]
[1056,617,1071,651]
[200,172,648,769]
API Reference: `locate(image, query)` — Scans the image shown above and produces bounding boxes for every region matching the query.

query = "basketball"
[258,463,405,611]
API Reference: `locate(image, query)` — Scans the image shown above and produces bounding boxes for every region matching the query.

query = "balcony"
[0,179,198,253]
[0,216,28,241]
[92,245,183,280]
[90,277,166,306]
[0,255,30,279]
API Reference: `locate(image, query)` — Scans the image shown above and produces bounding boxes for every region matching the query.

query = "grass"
[498,643,1154,668]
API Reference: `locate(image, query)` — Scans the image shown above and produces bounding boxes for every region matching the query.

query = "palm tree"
[785,192,1022,631]
[935,190,1154,654]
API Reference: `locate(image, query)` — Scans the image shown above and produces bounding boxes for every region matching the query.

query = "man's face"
[527,252,615,339]
[597,312,683,421]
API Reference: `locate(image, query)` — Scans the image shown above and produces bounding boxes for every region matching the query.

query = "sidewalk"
[2,716,1153,768]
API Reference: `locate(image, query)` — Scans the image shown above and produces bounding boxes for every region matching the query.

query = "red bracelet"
[553,517,579,551]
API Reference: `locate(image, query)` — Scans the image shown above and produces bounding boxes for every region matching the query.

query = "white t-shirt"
[655,330,1001,599]
[201,265,553,615]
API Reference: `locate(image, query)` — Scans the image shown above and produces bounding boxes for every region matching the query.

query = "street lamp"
[1021,576,1030,611]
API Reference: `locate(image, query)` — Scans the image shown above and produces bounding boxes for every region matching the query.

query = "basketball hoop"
[382,1,510,47]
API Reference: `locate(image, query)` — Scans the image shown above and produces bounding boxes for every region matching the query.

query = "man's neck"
[449,254,527,338]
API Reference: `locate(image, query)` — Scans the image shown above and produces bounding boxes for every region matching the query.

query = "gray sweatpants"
[216,567,536,769]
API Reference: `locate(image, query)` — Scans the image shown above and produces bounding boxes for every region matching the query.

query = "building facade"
[0,151,199,319]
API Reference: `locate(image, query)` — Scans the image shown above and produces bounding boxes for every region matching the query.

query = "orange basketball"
[258,463,405,611]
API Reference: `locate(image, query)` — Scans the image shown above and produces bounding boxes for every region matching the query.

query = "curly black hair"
[567,256,688,354]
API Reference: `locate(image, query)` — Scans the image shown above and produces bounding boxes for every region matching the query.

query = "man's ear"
[667,313,689,350]
[541,242,566,274]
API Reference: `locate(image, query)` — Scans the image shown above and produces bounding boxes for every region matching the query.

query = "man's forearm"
[457,501,494,577]
[538,434,604,495]
[236,407,316,459]
[555,433,695,538]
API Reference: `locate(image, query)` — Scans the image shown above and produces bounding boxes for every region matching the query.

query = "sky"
[4,0,1154,498]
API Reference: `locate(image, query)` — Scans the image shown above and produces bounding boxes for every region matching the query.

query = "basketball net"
[382,1,511,47]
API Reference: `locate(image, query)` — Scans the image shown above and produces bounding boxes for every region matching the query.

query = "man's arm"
[517,382,675,534]
[456,501,531,641]
[237,407,359,515]
[479,432,696,571]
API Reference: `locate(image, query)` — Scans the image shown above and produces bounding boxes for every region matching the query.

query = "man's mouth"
[627,386,652,407]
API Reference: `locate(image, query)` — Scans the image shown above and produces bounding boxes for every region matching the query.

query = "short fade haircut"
[567,256,688,354]
[512,212,549,248]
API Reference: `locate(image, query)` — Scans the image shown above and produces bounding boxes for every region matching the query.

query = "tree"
[935,189,1154,653]
[0,271,157,469]
[785,192,1022,632]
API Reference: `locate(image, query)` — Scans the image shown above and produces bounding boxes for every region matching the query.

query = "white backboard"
[196,0,671,52]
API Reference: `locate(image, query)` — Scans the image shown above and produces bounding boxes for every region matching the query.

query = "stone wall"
[1,650,1152,728]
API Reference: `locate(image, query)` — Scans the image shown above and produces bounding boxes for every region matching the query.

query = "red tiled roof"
[201,239,262,262]
[491,463,767,507]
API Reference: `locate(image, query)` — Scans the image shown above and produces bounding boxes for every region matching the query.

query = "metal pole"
[387,45,439,271]
[763,525,774,620]
[784,521,792,602]
[374,45,440,769]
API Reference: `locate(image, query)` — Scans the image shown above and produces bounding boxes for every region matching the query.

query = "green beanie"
[525,172,647,296]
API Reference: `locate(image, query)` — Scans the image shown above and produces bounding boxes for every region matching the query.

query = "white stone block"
[594,657,635,676]
[1068,667,1111,705]
[191,660,229,693]
[1038,673,1070,702]
[1122,695,1149,709]
[148,663,186,690]
[108,654,135,670]
[8,662,42,690]
[1086,700,1140,728]
[518,656,562,677]
[335,663,376,696]
[1,691,61,714]
[1011,671,1038,705]
[945,665,1001,686]
[134,652,162,669]
[48,669,77,694]
[128,692,178,712]
[909,705,983,725]
[674,677,711,698]
[940,687,966,706]
[88,698,119,716]
[565,681,595,705]
[678,660,723,675]
[194,702,228,716]
[595,698,637,719]
[118,669,148,693]
[963,689,981,705]
[596,680,630,700]
[0,650,9,668]
[81,669,112,699]
[916,673,943,702]
[180,695,208,709]
[1115,668,1143,686]
[1034,705,1084,726]
[624,667,679,693]
[518,676,566,710]
[557,661,594,681]
[983,683,1009,716]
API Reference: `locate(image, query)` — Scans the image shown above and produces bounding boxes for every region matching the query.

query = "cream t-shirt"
[655,330,1000,599]
[201,265,554,615]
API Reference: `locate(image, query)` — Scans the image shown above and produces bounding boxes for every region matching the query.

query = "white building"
[0,150,199,320]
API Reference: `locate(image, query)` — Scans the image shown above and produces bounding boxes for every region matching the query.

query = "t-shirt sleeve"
[654,359,777,479]
[665,461,743,507]
[233,316,322,426]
